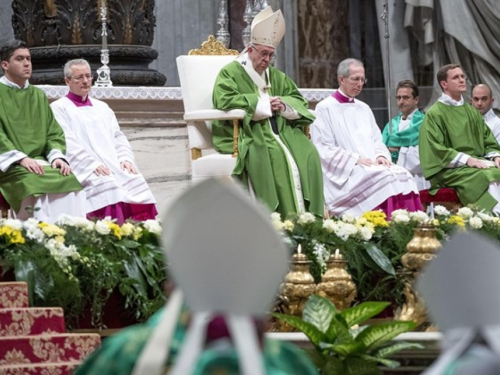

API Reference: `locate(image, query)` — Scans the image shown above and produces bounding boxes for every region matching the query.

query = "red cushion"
[419,188,460,203]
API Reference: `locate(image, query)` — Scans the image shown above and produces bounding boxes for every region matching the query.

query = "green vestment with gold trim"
[212,62,324,218]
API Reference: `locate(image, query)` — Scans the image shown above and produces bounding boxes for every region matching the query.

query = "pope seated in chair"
[211,6,324,219]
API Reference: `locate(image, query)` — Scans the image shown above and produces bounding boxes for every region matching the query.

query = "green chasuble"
[419,101,500,210]
[0,84,82,212]
[382,110,424,163]
[76,308,319,375]
[212,61,324,218]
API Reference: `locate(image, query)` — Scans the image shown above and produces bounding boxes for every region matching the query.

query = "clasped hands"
[270,96,285,113]
[356,156,392,167]
[466,156,500,169]
[19,157,71,176]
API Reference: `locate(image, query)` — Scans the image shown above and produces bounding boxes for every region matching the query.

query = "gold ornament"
[316,249,356,310]
[276,245,316,331]
[395,222,442,329]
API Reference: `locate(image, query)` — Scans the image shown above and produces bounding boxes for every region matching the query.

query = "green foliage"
[273,295,422,375]
[0,218,167,329]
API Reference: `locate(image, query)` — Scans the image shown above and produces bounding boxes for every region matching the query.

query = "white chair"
[176,36,246,182]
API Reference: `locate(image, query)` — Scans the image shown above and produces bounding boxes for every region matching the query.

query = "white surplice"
[50,97,156,213]
[484,109,500,145]
[311,94,419,217]
[394,110,431,191]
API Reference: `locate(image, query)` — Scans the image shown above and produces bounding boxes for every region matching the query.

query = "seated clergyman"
[51,59,157,223]
[419,64,500,213]
[211,7,324,219]
[382,80,430,191]
[311,58,422,218]
[0,40,85,222]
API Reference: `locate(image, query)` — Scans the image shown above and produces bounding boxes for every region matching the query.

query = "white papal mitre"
[251,6,286,48]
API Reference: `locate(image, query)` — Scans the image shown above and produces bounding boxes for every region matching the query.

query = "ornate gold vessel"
[396,222,442,328]
[402,222,442,271]
[316,249,356,310]
[276,247,316,331]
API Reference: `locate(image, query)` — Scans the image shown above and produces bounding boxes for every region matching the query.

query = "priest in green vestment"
[382,80,429,190]
[419,64,500,212]
[212,7,324,218]
[0,40,84,221]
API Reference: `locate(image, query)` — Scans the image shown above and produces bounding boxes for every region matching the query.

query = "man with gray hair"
[51,59,157,223]
[212,7,324,219]
[311,58,422,217]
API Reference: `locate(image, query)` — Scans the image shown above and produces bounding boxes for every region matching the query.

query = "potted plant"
[273,295,422,374]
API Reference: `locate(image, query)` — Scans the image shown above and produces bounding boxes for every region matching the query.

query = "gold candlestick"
[316,249,356,310]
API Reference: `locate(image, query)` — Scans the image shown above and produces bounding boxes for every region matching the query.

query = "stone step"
[0,333,100,364]
[0,361,79,374]
[0,307,66,336]
[0,282,29,309]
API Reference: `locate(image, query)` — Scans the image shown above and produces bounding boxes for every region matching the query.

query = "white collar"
[0,75,29,89]
[438,93,464,106]
[401,108,419,121]
[236,52,271,93]
[484,108,498,121]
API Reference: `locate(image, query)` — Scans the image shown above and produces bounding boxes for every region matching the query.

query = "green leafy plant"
[273,295,422,374]
[0,217,167,329]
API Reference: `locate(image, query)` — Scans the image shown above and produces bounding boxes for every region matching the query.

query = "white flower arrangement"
[433,205,450,216]
[457,207,474,219]
[469,216,483,229]
[297,212,316,225]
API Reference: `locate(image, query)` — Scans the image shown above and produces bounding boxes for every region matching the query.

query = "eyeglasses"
[252,46,276,62]
[346,76,368,84]
[71,74,93,81]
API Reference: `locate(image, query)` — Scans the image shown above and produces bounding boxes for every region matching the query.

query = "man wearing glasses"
[212,7,324,218]
[311,58,422,218]
[51,59,157,223]
[0,39,85,222]
[382,80,430,190]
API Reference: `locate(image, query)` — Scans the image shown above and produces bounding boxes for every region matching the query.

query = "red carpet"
[0,282,100,374]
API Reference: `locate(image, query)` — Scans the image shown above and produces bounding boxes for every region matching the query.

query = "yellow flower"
[41,224,66,237]
[108,223,122,240]
[121,223,134,237]
[0,226,13,236]
[38,222,49,229]
[448,215,465,228]
[55,235,65,244]
[283,220,294,232]
[362,211,389,227]
[133,227,143,241]
[10,230,25,244]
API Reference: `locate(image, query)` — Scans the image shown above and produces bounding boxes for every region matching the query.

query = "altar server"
[0,40,85,222]
[51,59,157,223]
[311,58,422,217]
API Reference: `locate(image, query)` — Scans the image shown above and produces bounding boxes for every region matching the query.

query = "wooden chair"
[176,36,245,183]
